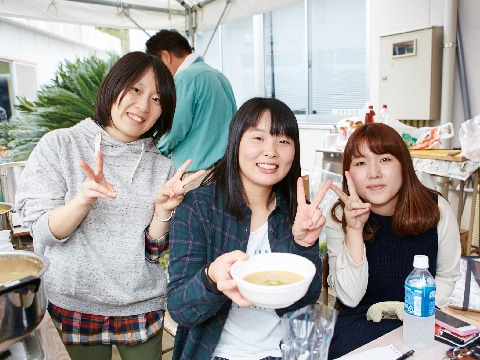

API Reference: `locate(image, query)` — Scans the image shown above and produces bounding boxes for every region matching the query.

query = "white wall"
[367,0,480,147]
[300,0,480,233]
[0,17,121,89]
[301,0,480,167]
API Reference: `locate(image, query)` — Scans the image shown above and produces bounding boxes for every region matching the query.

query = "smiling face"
[238,111,295,193]
[348,143,403,215]
[106,67,162,143]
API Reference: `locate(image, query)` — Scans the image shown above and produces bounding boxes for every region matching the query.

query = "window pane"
[195,0,366,125]
[221,18,255,107]
[264,3,307,114]
[195,29,222,71]
[309,0,366,123]
[195,19,255,108]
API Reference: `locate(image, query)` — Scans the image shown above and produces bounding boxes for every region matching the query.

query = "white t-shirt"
[212,221,283,359]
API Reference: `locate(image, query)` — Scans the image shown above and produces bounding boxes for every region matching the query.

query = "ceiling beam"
[64,0,186,16]
[195,0,218,9]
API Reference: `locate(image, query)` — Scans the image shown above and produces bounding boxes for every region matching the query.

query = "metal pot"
[0,251,49,352]
[0,202,13,231]
[0,161,27,205]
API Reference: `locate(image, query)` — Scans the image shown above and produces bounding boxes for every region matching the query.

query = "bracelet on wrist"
[154,209,175,222]
[202,263,222,295]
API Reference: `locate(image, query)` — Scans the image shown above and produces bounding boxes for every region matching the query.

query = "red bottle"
[365,105,375,124]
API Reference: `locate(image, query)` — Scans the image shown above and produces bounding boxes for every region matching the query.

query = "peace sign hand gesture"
[329,171,370,231]
[154,159,206,213]
[78,150,117,205]
[292,177,332,247]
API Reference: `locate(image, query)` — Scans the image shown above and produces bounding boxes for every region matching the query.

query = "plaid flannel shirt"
[166,184,323,360]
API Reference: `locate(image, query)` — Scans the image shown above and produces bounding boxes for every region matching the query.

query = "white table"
[346,307,480,359]
[346,326,449,359]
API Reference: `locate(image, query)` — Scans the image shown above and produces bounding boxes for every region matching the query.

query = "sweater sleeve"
[435,196,462,308]
[325,208,369,307]
[15,133,72,248]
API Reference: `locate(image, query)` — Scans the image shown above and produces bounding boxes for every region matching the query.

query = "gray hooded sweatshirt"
[16,118,175,316]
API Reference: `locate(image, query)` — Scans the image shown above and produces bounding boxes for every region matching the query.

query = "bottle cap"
[382,104,387,108]
[413,255,429,269]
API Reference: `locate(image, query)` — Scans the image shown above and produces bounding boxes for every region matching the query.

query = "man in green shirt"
[146,30,237,190]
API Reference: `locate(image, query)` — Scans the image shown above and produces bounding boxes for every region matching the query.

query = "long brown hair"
[331,123,441,240]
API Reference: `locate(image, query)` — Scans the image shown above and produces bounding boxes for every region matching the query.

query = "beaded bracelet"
[154,209,175,222]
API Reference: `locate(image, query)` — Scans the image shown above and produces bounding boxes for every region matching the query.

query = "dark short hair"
[145,29,192,58]
[94,51,176,143]
[206,97,301,220]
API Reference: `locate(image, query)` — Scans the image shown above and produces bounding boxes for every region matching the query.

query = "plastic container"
[0,230,13,252]
[403,255,436,349]
[377,104,389,123]
[365,105,375,124]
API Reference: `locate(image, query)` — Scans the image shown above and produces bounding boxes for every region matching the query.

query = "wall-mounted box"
[379,27,443,121]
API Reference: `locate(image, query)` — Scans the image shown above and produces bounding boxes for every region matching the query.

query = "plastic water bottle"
[403,255,436,349]
[377,104,389,124]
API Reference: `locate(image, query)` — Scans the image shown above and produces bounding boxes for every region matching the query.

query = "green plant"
[0,53,119,161]
[319,230,327,259]
[159,252,169,272]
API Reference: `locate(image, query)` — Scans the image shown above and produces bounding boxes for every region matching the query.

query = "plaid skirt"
[48,302,164,346]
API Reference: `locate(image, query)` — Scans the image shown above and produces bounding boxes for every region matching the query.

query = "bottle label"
[404,284,436,317]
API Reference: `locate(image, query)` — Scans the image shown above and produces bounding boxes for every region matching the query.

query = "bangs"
[245,107,298,141]
[269,110,298,140]
[350,127,402,159]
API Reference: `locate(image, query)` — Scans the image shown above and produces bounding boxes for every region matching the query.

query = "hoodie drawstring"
[95,132,145,184]
[130,141,145,184]
[95,132,101,154]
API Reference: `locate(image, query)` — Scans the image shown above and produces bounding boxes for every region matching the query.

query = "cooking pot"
[0,202,13,231]
[0,161,27,205]
[0,251,49,352]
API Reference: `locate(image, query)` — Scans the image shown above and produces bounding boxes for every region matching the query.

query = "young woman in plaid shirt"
[167,97,332,359]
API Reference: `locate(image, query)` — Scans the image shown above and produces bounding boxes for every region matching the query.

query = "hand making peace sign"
[292,177,333,247]
[329,171,371,231]
[79,151,206,214]
[154,159,206,213]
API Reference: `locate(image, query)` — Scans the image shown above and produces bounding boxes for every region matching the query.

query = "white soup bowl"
[230,252,316,309]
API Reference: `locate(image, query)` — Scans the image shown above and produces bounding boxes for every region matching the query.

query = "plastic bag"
[335,102,376,150]
[281,304,338,360]
[384,116,454,150]
[459,115,480,162]
[402,123,454,150]
[335,117,363,151]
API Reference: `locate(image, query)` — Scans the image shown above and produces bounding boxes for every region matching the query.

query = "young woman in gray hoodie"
[16,51,205,360]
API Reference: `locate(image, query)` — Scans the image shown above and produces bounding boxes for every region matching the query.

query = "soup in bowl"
[230,252,316,309]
